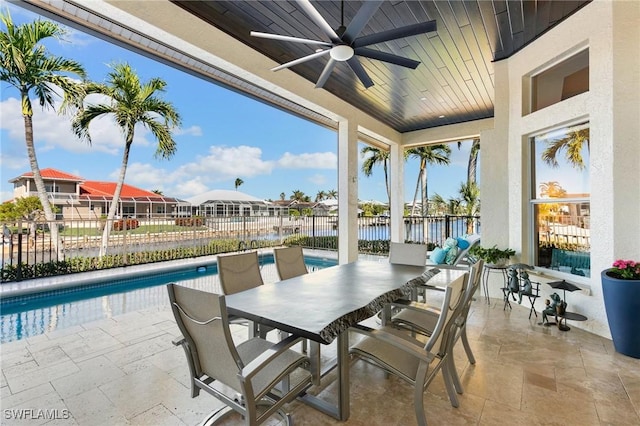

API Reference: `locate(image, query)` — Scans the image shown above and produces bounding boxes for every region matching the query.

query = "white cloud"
[0,93,171,163]
[174,178,209,198]
[308,174,327,185]
[277,152,336,169]
[174,125,202,136]
[0,144,29,173]
[60,27,94,48]
[107,146,276,198]
[175,145,274,182]
[108,162,167,190]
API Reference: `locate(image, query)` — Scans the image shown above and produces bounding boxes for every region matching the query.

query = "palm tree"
[407,144,451,244]
[464,138,480,185]
[234,178,244,190]
[290,190,309,202]
[407,145,451,216]
[315,190,327,202]
[459,182,480,234]
[541,128,590,170]
[539,181,567,198]
[430,193,450,215]
[279,192,286,201]
[72,62,181,256]
[151,189,164,195]
[361,146,390,206]
[326,189,338,199]
[0,12,86,251]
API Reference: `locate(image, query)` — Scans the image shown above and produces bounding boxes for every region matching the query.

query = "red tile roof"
[80,181,179,202]
[9,168,180,203]
[10,168,84,183]
[81,181,159,198]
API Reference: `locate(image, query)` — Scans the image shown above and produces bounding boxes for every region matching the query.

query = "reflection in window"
[530,49,589,113]
[531,122,590,277]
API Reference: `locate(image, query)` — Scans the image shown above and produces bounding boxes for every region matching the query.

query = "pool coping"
[0,248,340,299]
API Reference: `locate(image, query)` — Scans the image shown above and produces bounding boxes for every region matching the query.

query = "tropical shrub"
[175,217,204,227]
[113,219,139,231]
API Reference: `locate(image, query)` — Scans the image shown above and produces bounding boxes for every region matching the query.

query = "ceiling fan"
[250,0,437,89]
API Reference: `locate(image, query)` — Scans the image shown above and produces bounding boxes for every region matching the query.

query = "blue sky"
[0,1,475,205]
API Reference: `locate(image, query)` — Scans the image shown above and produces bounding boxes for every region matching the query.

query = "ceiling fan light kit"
[330,45,354,61]
[251,0,437,89]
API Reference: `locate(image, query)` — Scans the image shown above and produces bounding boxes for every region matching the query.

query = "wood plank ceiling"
[173,1,590,133]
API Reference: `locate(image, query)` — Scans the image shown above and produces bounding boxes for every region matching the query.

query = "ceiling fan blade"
[296,0,341,43]
[355,47,421,69]
[353,20,437,48]
[315,58,337,89]
[346,57,374,88]
[271,49,330,71]
[342,0,383,44]
[250,31,332,48]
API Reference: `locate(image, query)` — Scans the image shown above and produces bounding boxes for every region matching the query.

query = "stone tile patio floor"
[2,297,639,425]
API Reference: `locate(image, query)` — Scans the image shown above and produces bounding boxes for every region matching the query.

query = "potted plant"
[601,259,640,359]
[469,245,516,267]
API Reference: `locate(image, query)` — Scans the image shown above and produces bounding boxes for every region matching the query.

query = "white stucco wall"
[483,0,640,338]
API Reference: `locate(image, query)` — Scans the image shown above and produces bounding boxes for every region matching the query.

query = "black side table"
[481,264,508,305]
[557,311,587,331]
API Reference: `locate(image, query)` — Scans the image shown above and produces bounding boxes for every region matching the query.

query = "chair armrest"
[425,263,469,271]
[241,334,307,380]
[390,300,441,316]
[350,324,435,363]
[172,336,186,346]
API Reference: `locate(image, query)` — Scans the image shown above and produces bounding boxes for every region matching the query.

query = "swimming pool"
[0,254,336,343]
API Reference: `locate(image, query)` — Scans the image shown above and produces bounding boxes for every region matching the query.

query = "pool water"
[0,254,336,343]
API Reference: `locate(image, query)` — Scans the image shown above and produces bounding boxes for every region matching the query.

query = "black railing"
[1,214,480,282]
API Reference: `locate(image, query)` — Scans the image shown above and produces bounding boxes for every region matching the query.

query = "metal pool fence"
[1,214,479,282]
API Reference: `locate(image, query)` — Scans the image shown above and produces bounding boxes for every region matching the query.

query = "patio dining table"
[225,260,466,421]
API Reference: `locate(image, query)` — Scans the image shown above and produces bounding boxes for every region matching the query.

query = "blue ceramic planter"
[601,270,640,359]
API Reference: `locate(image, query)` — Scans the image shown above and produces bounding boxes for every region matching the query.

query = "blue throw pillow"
[444,237,458,249]
[431,247,448,264]
[456,237,470,250]
[445,246,460,265]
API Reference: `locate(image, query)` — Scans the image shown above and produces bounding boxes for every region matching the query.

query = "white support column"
[337,120,359,264]
[389,143,404,242]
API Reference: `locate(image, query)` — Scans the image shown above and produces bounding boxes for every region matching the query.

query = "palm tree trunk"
[23,113,60,256]
[467,138,479,185]
[410,168,422,217]
[383,160,391,209]
[99,136,133,257]
[420,160,428,243]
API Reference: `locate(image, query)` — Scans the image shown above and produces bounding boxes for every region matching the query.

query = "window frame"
[528,121,591,279]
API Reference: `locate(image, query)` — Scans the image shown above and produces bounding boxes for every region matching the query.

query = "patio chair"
[390,260,484,400]
[273,246,309,353]
[167,284,312,426]
[389,242,428,266]
[274,246,308,280]
[389,242,431,303]
[349,272,468,425]
[217,251,272,338]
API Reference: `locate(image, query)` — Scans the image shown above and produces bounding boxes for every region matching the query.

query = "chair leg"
[460,327,476,365]
[442,360,460,408]
[202,406,237,426]
[446,354,464,395]
[413,366,429,426]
